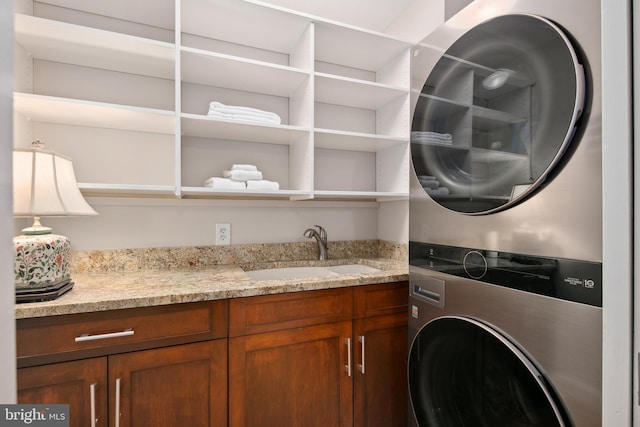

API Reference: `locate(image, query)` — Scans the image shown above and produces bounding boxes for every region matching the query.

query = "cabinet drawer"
[17,300,227,367]
[229,288,353,337]
[353,282,408,318]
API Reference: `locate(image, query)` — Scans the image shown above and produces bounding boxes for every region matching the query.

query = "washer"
[408,0,602,426]
[408,248,601,426]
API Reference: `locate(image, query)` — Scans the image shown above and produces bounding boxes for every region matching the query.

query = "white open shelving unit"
[13,0,412,202]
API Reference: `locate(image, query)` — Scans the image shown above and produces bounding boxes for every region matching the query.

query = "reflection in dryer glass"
[411,14,585,214]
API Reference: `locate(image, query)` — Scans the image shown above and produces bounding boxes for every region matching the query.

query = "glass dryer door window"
[411,14,586,214]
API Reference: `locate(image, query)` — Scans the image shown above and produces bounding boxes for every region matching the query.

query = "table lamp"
[13,140,97,302]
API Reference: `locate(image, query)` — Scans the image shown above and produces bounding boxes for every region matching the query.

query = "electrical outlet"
[215,223,231,246]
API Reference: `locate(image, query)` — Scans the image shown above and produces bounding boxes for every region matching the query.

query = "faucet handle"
[314,225,327,241]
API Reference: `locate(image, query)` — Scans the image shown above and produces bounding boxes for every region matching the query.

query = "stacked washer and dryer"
[407,0,602,426]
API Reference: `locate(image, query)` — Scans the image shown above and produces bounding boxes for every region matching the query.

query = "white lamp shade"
[13,148,97,217]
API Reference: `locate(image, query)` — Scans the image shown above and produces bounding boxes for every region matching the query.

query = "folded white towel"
[209,108,279,122]
[207,110,281,125]
[223,169,263,181]
[231,164,258,171]
[412,137,453,146]
[210,101,277,117]
[420,179,440,189]
[204,177,246,189]
[246,180,280,190]
[208,102,282,124]
[425,187,450,196]
[412,131,452,140]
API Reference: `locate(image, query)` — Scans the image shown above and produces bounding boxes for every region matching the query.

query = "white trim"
[602,0,633,425]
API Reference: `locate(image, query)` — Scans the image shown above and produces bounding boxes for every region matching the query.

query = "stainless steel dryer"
[408,0,602,425]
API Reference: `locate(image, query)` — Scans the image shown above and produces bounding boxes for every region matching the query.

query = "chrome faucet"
[303,225,328,261]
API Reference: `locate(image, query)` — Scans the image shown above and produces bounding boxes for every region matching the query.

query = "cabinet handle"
[344,338,352,377]
[358,335,365,374]
[90,383,97,427]
[115,377,121,427]
[75,329,134,342]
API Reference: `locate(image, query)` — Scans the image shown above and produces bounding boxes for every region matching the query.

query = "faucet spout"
[303,225,328,261]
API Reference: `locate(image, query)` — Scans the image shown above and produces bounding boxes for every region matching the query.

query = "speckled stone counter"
[15,240,408,319]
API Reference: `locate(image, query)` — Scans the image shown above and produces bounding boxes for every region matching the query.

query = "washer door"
[408,316,570,426]
[411,14,585,214]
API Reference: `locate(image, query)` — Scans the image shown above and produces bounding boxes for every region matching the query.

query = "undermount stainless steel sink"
[245,264,381,280]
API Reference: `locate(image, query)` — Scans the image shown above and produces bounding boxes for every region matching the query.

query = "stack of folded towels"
[411,131,453,146]
[418,175,450,196]
[207,102,281,125]
[204,164,280,191]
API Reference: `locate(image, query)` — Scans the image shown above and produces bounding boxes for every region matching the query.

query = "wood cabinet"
[229,321,353,427]
[353,282,409,427]
[14,0,411,202]
[229,288,354,427]
[18,358,108,427]
[109,340,227,427]
[353,313,408,427]
[17,301,228,427]
[16,283,408,427]
[228,282,408,427]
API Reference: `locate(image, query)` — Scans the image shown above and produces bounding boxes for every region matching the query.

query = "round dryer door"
[411,14,585,214]
[408,316,570,426]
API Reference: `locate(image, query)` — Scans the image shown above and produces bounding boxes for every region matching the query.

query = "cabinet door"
[109,340,227,427]
[353,313,408,427]
[229,321,353,427]
[18,357,108,427]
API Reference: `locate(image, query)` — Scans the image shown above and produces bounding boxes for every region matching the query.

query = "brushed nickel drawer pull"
[344,337,352,377]
[90,383,97,427]
[358,335,365,374]
[75,329,134,342]
[115,377,121,427]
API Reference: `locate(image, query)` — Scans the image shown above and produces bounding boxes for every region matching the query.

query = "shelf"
[14,0,412,204]
[78,183,177,197]
[470,148,529,162]
[15,14,175,79]
[181,187,312,200]
[417,94,469,111]
[472,105,527,127]
[313,21,411,72]
[182,0,412,72]
[181,113,310,144]
[181,0,312,55]
[314,129,407,152]
[313,190,409,202]
[415,94,526,126]
[181,47,310,97]
[14,93,175,134]
[34,0,175,33]
[410,140,528,162]
[410,140,469,151]
[315,73,408,110]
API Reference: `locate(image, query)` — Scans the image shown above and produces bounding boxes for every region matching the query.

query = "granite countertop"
[15,258,409,319]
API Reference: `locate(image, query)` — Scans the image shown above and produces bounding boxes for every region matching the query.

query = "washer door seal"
[408,316,571,426]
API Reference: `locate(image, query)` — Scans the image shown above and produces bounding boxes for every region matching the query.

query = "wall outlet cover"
[215,223,231,245]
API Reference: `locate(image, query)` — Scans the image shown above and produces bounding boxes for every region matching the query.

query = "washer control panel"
[409,241,602,307]
[462,250,487,279]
